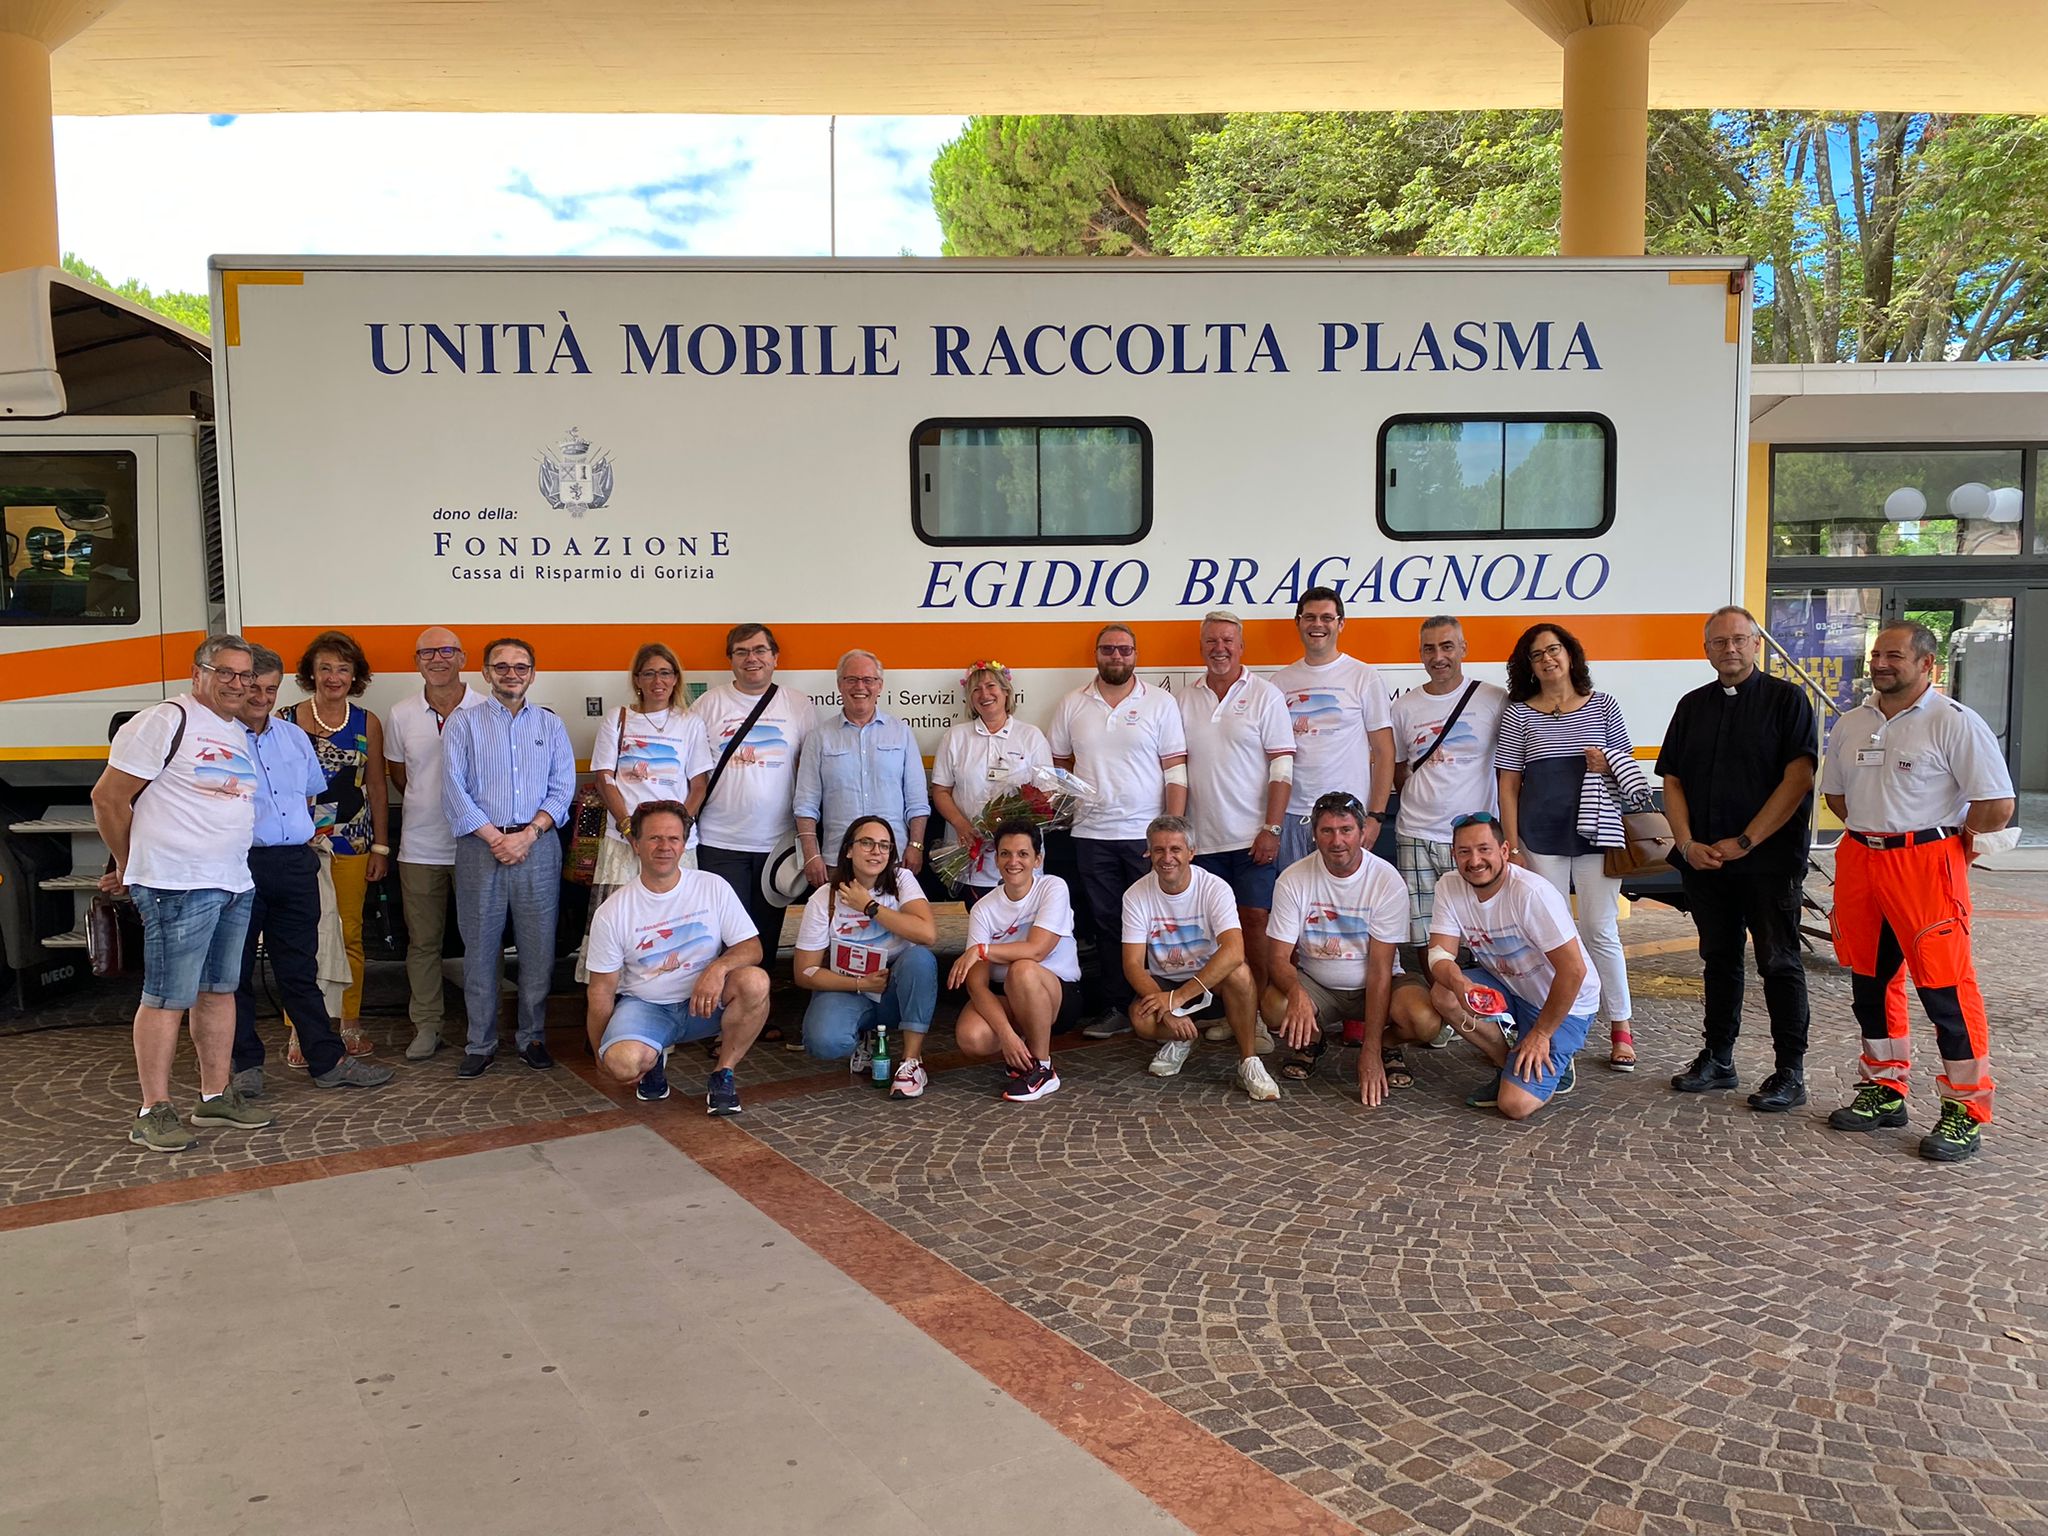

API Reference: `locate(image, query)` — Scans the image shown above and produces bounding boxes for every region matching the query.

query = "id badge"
[833,941,880,976]
[1855,748,1885,767]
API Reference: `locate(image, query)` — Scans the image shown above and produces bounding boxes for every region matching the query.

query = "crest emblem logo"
[538,427,614,516]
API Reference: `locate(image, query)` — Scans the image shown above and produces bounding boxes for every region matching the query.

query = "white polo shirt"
[1049,679,1188,842]
[1272,655,1391,820]
[1179,671,1294,854]
[930,716,1054,885]
[386,684,487,866]
[1820,688,2012,834]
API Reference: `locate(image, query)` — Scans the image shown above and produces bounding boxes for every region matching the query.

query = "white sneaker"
[1148,1039,1194,1077]
[1427,1022,1459,1049]
[1252,1024,1276,1055]
[889,1059,928,1100]
[1082,1010,1131,1039]
[1202,1021,1233,1042]
[848,1029,873,1077]
[1238,1056,1281,1102]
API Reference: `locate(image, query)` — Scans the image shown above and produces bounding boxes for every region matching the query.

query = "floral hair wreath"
[960,659,1014,694]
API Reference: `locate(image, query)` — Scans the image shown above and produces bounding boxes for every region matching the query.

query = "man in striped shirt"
[442,636,576,1078]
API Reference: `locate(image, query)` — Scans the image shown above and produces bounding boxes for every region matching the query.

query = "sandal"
[341,1022,374,1057]
[1381,1047,1414,1089]
[1608,1023,1637,1072]
[285,1026,306,1069]
[761,1022,786,1044]
[1278,1034,1328,1082]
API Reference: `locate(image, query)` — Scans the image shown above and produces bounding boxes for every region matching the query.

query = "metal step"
[9,814,99,835]
[38,873,103,891]
[44,927,90,950]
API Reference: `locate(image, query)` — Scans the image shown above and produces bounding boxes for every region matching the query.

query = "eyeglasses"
[1528,643,1568,662]
[1452,812,1501,830]
[1096,645,1136,658]
[488,662,533,676]
[635,668,678,680]
[850,836,893,852]
[841,675,882,689]
[1704,636,1754,650]
[416,646,461,661]
[199,662,253,685]
[730,644,775,660]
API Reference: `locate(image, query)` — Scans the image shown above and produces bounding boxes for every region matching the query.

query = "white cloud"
[53,113,966,294]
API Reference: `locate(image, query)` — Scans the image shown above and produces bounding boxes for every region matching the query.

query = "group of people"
[94,590,2014,1163]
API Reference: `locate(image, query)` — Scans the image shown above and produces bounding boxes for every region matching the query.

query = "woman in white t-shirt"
[945,820,1084,1104]
[792,815,938,1096]
[575,643,714,983]
[930,661,1053,903]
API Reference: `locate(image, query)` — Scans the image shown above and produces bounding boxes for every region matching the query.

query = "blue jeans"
[1472,965,1595,1105]
[802,945,937,1060]
[132,885,254,1011]
[454,831,561,1055]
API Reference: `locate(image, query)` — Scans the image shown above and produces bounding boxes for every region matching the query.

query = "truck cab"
[0,266,216,1005]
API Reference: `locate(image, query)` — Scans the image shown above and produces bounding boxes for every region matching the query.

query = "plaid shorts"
[1396,835,1457,946]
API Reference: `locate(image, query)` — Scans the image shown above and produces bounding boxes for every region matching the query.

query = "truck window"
[1378,416,1613,540]
[912,419,1150,545]
[0,451,141,625]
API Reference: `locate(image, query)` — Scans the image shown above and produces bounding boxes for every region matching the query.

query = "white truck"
[0,255,1751,1005]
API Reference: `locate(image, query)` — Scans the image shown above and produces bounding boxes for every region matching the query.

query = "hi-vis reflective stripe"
[0,614,1708,703]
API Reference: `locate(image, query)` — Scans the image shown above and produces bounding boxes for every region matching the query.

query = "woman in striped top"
[1494,623,1638,1070]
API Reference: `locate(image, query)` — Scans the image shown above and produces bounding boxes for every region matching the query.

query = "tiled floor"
[5,877,2046,1535]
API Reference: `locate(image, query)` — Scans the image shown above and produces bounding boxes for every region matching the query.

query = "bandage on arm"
[1163,764,1188,787]
[1267,756,1294,782]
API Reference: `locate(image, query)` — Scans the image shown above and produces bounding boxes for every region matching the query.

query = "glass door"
[1886,587,2018,762]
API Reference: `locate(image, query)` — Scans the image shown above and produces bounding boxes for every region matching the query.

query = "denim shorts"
[599,993,727,1056]
[1471,966,1594,1104]
[1193,847,1278,911]
[132,885,255,1010]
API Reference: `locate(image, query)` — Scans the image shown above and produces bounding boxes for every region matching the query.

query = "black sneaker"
[1827,1083,1908,1131]
[1670,1050,1738,1093]
[1918,1100,1981,1162]
[520,1041,556,1072]
[457,1051,496,1079]
[1747,1069,1807,1113]
[706,1067,742,1116]
[1002,1062,1061,1103]
[636,1048,672,1102]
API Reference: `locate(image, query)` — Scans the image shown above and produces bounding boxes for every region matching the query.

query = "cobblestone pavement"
[5,879,2045,1534]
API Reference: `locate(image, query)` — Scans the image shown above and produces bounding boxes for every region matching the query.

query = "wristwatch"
[1261,822,1283,837]
[863,899,880,918]
[1735,833,1753,851]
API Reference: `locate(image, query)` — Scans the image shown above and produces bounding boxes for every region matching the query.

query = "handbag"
[87,893,143,978]
[1603,804,1676,878]
[565,708,629,885]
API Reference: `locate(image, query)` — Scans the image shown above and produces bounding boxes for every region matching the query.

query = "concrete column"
[0,28,59,271]
[1559,23,1651,257]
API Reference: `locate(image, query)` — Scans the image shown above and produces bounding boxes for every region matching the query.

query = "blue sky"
[53,113,967,295]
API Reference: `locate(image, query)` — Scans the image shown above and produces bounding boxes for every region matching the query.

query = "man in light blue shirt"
[231,646,392,1094]
[442,636,576,1077]
[794,648,930,889]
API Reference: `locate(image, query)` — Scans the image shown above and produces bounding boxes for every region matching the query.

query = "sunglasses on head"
[1452,812,1501,831]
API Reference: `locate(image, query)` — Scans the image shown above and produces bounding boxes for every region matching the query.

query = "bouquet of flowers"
[927,763,1101,888]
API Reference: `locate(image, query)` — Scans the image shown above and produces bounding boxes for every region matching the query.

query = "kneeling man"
[1122,816,1278,1101]
[1423,813,1599,1119]
[585,800,772,1116]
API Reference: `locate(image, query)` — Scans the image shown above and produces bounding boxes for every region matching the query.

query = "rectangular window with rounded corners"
[912,419,1151,545]
[1,451,141,625]
[1378,416,1614,540]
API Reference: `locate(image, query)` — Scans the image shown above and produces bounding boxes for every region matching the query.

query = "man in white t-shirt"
[1391,615,1509,955]
[693,621,818,978]
[1180,609,1294,1001]
[1422,813,1600,1119]
[1262,790,1440,1108]
[1272,586,1394,869]
[384,625,486,1060]
[1049,623,1188,1038]
[585,801,773,1116]
[91,633,277,1152]
[1121,816,1279,1101]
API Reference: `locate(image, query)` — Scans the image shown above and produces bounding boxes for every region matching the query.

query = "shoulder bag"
[92,702,188,976]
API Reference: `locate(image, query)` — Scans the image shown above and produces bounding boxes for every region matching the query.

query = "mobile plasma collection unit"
[0,256,1751,1003]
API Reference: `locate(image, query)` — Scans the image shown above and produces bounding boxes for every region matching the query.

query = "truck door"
[0,437,164,768]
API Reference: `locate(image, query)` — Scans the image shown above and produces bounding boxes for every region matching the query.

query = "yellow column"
[0,27,59,271]
[1559,23,1651,257]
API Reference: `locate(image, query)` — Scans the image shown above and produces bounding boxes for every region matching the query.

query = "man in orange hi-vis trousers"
[1820,622,2015,1163]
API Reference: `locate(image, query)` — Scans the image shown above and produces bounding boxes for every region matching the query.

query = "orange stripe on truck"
[3,616,1708,700]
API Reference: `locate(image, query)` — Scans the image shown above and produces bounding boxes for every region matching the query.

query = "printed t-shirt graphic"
[1120,866,1241,982]
[1271,656,1390,818]
[108,696,259,892]
[795,867,924,975]
[967,873,1083,983]
[691,684,817,852]
[1390,682,1509,843]
[586,872,759,1005]
[1266,853,1408,990]
[1428,865,1602,1016]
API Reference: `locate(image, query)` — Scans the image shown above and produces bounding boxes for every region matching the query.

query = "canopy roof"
[48,0,2045,117]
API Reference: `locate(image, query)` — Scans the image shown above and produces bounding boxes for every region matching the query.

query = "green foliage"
[930,115,1219,256]
[931,108,2048,363]
[60,254,211,336]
